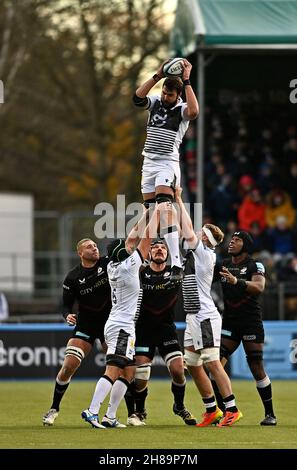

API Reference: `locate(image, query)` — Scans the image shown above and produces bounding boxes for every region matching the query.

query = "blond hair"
[204,224,224,245]
[76,238,93,253]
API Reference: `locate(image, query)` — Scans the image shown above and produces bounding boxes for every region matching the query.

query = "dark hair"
[163,77,183,95]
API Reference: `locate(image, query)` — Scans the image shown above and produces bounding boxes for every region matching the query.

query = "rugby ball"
[163,58,184,77]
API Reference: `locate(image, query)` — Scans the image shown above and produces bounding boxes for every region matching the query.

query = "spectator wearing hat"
[266,189,296,229]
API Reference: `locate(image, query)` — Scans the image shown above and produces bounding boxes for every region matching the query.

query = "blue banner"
[232,321,297,379]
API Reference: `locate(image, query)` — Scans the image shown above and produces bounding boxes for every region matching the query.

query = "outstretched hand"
[66,313,77,326]
[182,59,192,80]
[219,267,237,285]
[157,59,171,78]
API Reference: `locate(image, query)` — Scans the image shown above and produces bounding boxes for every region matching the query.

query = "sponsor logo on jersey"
[163,339,178,346]
[240,267,247,274]
[243,335,256,341]
[256,262,265,274]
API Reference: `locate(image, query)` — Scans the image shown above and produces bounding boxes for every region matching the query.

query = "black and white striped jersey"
[142,95,189,161]
[182,251,200,315]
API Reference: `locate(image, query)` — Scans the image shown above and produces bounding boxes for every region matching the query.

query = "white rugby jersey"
[107,249,143,325]
[142,96,189,162]
[192,240,220,320]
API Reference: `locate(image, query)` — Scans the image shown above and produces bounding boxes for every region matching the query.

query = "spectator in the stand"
[256,162,276,196]
[238,188,266,233]
[232,139,254,176]
[0,292,9,321]
[209,173,237,228]
[284,162,297,207]
[237,175,255,201]
[205,153,223,178]
[266,189,296,229]
[277,256,297,319]
[267,215,296,258]
[283,134,297,166]
[278,256,297,282]
[249,221,271,254]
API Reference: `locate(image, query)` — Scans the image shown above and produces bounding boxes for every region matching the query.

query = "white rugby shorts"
[184,314,222,351]
[141,158,180,194]
[104,320,135,360]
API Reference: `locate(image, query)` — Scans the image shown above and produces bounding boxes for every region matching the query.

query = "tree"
[0,0,173,210]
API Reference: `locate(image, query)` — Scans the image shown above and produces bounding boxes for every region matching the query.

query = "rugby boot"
[217,410,243,427]
[43,408,59,426]
[173,404,197,425]
[81,409,106,429]
[127,414,146,426]
[196,408,223,427]
[260,414,277,426]
[101,415,126,428]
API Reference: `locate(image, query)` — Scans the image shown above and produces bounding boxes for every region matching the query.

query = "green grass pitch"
[0,379,296,449]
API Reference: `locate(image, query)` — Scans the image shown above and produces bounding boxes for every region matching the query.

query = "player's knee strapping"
[135,362,152,381]
[246,350,263,365]
[64,346,85,363]
[164,351,183,368]
[200,348,220,363]
[155,193,174,204]
[184,349,200,367]
[220,344,232,361]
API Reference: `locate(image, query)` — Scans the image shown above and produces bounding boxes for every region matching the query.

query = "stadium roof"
[171,0,297,55]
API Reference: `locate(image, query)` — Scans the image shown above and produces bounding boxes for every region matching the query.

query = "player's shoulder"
[148,95,161,109]
[65,264,81,280]
[98,256,109,269]
[247,256,265,275]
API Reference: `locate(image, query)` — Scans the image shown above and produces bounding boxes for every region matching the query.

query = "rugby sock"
[51,377,71,411]
[135,386,148,414]
[171,380,186,410]
[211,379,225,412]
[202,396,217,413]
[107,377,129,419]
[164,228,182,268]
[124,380,136,417]
[256,376,275,416]
[89,374,113,415]
[223,394,238,413]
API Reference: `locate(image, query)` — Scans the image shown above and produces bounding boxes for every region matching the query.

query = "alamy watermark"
[289,79,297,104]
[93,195,203,239]
[0,80,4,104]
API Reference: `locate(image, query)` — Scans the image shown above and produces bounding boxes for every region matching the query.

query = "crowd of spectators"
[182,104,297,292]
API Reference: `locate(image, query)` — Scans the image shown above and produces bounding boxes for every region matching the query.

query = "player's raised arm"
[175,186,198,248]
[133,60,168,104]
[181,59,199,120]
